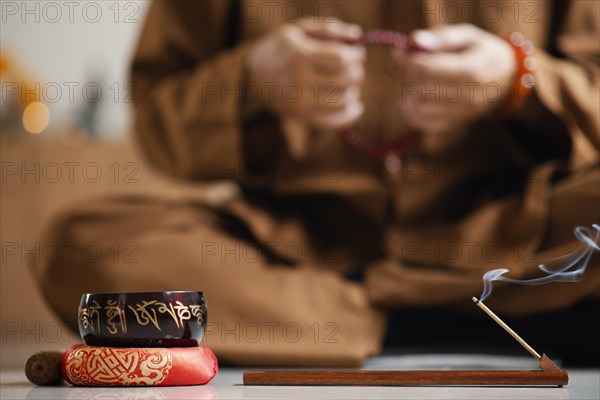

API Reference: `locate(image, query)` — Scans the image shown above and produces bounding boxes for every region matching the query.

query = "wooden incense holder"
[244,298,569,387]
[243,354,568,387]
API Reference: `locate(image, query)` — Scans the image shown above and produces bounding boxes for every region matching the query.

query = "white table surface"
[2,354,598,400]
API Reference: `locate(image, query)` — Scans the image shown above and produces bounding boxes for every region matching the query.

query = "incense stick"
[472,297,541,360]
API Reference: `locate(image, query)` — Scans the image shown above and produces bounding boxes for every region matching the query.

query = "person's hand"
[395,24,516,137]
[246,18,365,130]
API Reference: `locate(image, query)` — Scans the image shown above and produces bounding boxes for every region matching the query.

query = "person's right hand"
[246,18,365,130]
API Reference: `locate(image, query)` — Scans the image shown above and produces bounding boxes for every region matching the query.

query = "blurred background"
[1,0,599,381]
[0,1,202,367]
[2,1,150,135]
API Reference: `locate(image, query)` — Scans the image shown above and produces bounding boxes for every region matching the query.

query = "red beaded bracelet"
[340,30,422,161]
[502,32,537,115]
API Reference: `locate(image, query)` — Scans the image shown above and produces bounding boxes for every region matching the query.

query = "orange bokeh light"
[22,102,50,134]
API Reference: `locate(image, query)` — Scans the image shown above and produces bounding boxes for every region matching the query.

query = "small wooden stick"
[25,351,64,386]
[472,297,541,360]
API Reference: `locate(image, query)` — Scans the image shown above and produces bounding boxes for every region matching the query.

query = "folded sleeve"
[533,0,600,167]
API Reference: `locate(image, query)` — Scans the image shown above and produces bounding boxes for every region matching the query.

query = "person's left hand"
[394,24,516,138]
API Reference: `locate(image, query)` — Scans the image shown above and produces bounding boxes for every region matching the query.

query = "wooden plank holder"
[243,298,568,387]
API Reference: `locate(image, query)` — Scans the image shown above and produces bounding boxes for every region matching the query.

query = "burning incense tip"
[472,297,541,360]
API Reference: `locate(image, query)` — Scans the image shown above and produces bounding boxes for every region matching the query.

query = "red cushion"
[62,344,218,386]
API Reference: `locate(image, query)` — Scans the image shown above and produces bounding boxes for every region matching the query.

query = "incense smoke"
[479,224,600,301]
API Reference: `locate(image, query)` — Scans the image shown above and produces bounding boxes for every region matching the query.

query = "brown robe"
[35,0,599,366]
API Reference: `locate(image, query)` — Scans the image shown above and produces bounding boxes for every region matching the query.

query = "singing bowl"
[78,291,206,347]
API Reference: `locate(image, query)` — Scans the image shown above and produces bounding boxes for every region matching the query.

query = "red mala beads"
[340,30,422,161]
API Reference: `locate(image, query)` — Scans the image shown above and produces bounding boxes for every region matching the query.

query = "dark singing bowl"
[78,291,206,347]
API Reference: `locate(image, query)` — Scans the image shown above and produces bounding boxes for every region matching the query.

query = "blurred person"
[35,1,599,366]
